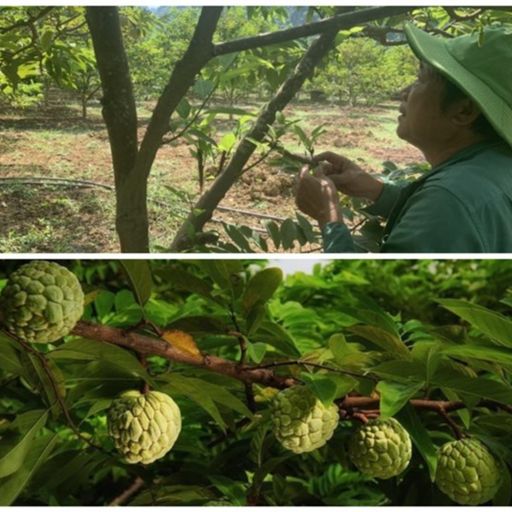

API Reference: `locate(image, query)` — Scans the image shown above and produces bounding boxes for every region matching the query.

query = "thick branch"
[170,28,339,250]
[71,321,297,389]
[212,6,413,56]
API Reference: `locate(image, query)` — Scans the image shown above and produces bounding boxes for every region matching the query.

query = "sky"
[269,258,329,275]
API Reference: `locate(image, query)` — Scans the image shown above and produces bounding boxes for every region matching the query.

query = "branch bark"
[212,6,413,56]
[71,321,297,389]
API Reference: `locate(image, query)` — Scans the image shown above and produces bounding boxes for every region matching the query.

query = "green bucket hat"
[404,23,512,147]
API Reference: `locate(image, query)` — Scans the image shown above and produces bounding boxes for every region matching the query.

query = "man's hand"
[295,166,344,228]
[313,151,384,202]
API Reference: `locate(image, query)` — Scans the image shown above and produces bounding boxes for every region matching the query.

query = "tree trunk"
[88,7,222,252]
[85,7,141,251]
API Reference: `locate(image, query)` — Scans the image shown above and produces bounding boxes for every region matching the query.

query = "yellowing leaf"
[162,330,201,358]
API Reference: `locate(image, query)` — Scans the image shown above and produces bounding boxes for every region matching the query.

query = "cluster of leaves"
[1,259,512,505]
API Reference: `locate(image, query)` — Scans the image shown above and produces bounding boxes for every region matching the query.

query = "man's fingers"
[313,151,339,164]
[299,165,310,180]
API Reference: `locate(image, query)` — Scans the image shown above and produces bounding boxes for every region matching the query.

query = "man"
[295,24,512,252]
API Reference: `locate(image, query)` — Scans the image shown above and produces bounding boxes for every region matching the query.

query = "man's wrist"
[317,205,344,229]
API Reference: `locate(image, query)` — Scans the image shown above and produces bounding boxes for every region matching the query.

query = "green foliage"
[1,259,512,505]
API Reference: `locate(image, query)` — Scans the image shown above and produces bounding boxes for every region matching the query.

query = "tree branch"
[109,476,144,506]
[170,26,339,250]
[0,7,54,34]
[62,322,512,424]
[212,6,413,56]
[71,321,297,389]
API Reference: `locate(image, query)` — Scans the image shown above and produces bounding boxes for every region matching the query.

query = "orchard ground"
[0,99,422,252]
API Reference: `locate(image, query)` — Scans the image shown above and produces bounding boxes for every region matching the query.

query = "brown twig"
[109,476,145,506]
[252,359,376,381]
[71,321,297,389]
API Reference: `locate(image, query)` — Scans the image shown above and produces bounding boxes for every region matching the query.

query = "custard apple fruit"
[0,261,84,343]
[270,386,339,454]
[108,390,181,464]
[348,417,412,479]
[435,438,502,505]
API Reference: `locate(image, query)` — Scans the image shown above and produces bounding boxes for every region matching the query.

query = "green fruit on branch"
[0,261,84,343]
[108,390,181,464]
[348,417,412,479]
[270,386,339,454]
[435,438,502,505]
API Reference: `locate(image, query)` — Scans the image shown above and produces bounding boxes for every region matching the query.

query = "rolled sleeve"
[364,183,402,219]
[322,222,355,253]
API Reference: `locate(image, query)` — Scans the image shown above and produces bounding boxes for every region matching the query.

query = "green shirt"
[323,141,512,253]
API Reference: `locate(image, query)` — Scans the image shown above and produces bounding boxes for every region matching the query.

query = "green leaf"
[280,219,297,250]
[223,223,252,252]
[0,333,24,376]
[159,374,252,429]
[197,261,243,290]
[397,405,437,481]
[247,342,267,364]
[440,343,512,371]
[437,299,512,348]
[242,267,283,312]
[377,380,424,418]
[371,360,426,382]
[493,462,512,506]
[246,302,266,336]
[49,338,151,383]
[432,372,512,405]
[350,324,410,359]
[266,221,281,249]
[301,374,337,404]
[252,320,300,357]
[93,290,115,320]
[19,353,65,418]
[120,260,153,306]
[0,410,48,479]
[176,98,191,119]
[0,433,58,505]
[193,79,215,99]
[217,132,237,153]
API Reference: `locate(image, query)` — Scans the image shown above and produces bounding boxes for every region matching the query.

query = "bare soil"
[0,101,422,253]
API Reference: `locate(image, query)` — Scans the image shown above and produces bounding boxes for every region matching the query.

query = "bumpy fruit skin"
[270,386,339,454]
[348,417,412,479]
[435,438,501,505]
[0,261,84,343]
[108,390,181,464]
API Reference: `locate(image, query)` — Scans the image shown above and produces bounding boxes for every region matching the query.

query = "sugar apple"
[0,261,84,343]
[108,390,181,464]
[270,386,339,454]
[435,438,502,505]
[348,417,412,479]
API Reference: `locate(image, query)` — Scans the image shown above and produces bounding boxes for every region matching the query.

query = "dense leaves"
[0,259,512,505]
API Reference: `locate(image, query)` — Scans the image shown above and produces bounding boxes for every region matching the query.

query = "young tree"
[85,6,413,252]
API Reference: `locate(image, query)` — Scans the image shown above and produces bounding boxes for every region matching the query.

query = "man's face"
[396,63,453,151]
